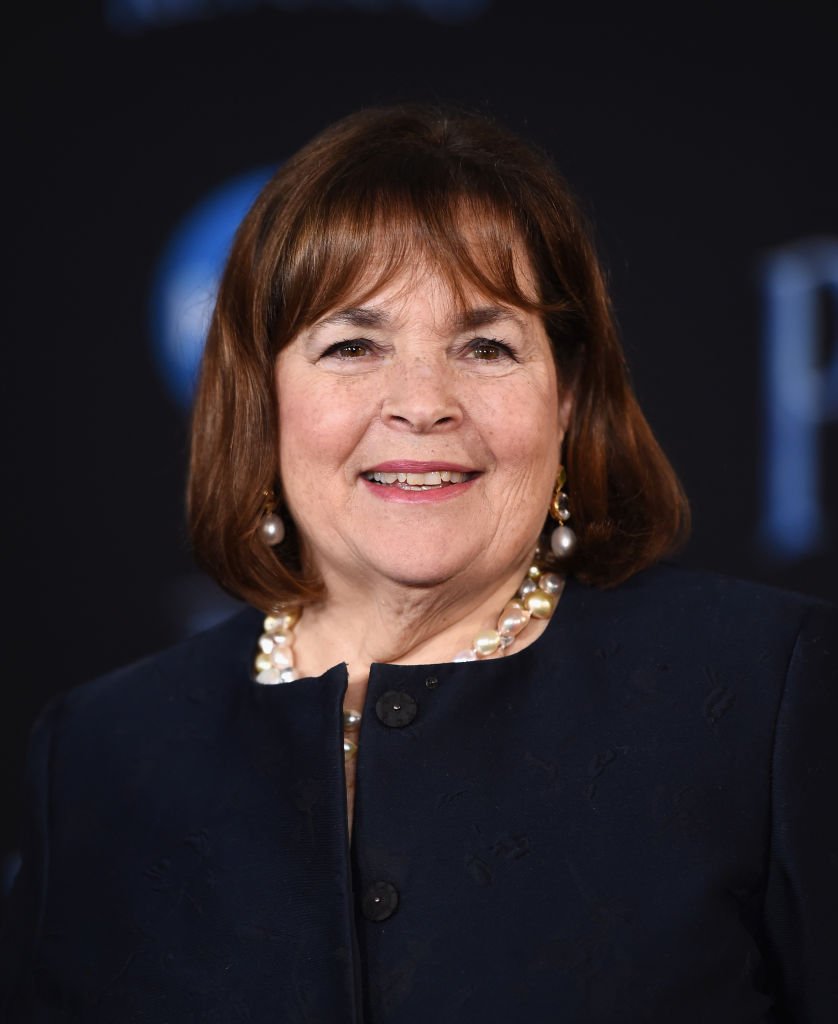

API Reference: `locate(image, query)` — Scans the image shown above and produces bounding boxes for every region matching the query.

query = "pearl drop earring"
[549,466,577,558]
[259,489,285,547]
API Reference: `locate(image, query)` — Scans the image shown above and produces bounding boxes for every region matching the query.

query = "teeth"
[366,469,470,487]
[407,472,444,485]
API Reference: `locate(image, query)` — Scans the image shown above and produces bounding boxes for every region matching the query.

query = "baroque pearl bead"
[254,652,273,673]
[265,609,300,632]
[270,646,293,668]
[524,589,555,619]
[499,602,530,637]
[266,628,292,646]
[259,512,285,546]
[343,709,362,729]
[550,524,577,557]
[453,649,478,662]
[540,572,564,594]
[474,629,501,657]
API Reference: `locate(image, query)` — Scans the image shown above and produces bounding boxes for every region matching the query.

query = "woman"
[2,105,836,1022]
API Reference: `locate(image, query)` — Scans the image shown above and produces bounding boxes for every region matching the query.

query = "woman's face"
[275,266,571,597]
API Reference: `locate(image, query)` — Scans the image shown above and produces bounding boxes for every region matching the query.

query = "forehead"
[279,195,548,344]
[309,268,539,336]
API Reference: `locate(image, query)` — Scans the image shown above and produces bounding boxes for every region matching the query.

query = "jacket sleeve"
[763,601,838,1022]
[0,694,65,1020]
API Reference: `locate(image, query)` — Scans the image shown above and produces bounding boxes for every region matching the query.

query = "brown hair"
[188,104,689,611]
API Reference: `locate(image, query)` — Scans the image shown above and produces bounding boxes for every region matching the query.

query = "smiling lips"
[363,469,473,490]
[361,462,478,492]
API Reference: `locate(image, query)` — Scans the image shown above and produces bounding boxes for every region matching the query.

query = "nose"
[380,355,463,433]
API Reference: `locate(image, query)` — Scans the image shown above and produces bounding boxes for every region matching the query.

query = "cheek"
[277,377,371,480]
[477,380,562,467]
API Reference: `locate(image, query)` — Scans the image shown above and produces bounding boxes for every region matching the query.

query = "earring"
[259,489,285,546]
[549,466,577,557]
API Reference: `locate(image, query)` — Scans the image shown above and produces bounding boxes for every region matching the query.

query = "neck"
[294,555,542,688]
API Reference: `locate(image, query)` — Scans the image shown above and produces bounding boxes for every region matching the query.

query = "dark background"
[2,0,837,874]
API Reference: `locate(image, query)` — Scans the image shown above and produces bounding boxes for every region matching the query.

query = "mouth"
[361,464,479,492]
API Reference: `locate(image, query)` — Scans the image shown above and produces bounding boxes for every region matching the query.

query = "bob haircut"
[188,104,689,611]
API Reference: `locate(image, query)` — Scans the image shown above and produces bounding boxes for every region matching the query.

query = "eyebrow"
[315,307,391,330]
[313,304,526,333]
[451,306,527,331]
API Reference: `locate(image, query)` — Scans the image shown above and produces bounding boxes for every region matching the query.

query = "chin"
[391,571,460,590]
[380,565,462,589]
[364,553,473,591]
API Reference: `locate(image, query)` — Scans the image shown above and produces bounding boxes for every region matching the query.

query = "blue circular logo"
[150,166,275,407]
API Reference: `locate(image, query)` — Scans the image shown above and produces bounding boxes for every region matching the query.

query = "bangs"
[268,166,572,348]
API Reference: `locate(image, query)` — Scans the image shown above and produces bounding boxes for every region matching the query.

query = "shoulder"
[567,561,834,645]
[554,563,836,713]
[42,605,264,761]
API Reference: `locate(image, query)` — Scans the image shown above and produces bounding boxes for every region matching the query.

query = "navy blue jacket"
[1,565,837,1022]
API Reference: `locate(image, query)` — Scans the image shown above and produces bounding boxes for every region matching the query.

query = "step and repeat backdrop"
[2,0,837,875]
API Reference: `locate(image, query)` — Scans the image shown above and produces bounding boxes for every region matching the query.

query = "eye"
[321,338,372,359]
[467,337,519,362]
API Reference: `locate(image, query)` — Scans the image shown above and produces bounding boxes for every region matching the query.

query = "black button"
[375,690,417,728]
[425,676,439,689]
[361,880,399,922]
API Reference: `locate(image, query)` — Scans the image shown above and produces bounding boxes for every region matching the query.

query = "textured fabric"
[1,564,837,1022]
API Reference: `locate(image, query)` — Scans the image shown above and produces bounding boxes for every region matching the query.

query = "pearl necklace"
[253,561,565,759]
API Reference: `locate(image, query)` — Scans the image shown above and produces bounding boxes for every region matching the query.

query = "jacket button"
[375,691,417,728]
[362,880,399,922]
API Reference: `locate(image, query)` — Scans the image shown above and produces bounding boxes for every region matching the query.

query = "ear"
[557,387,574,441]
